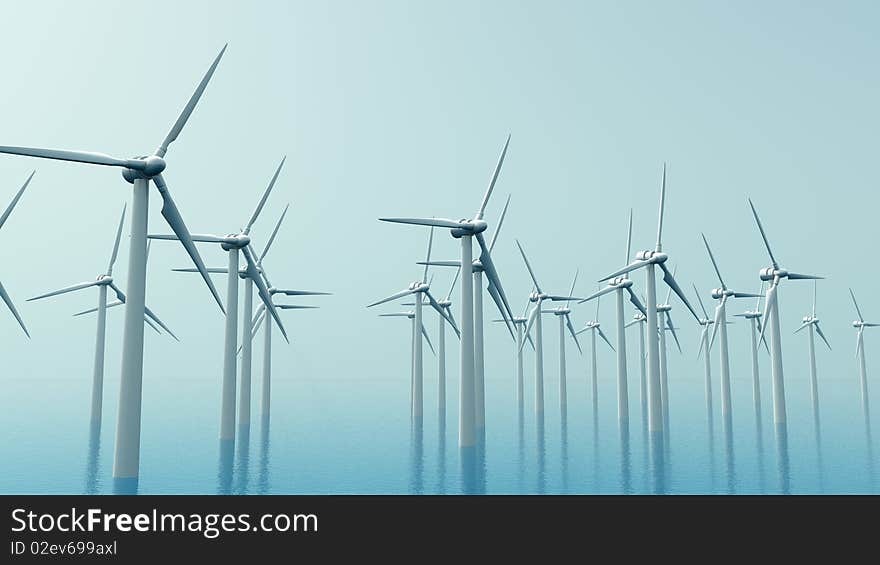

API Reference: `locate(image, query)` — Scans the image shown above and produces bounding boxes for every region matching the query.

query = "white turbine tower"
[733,283,769,417]
[850,288,877,416]
[547,271,584,415]
[416,194,512,431]
[599,165,700,435]
[701,233,763,423]
[580,210,647,423]
[794,281,831,423]
[368,227,457,423]
[28,206,177,426]
[576,295,615,409]
[0,46,228,489]
[379,310,436,415]
[515,240,583,416]
[693,284,715,425]
[149,160,291,443]
[749,198,822,426]
[378,135,516,448]
[0,172,34,337]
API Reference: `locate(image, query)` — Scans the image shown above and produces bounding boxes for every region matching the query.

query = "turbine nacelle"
[553,307,571,316]
[220,234,251,251]
[121,156,167,183]
[803,315,817,324]
[656,304,672,313]
[854,320,864,328]
[95,274,113,286]
[408,281,429,293]
[760,267,785,281]
[437,299,452,308]
[612,277,633,288]
[450,219,488,238]
[529,291,546,302]
[636,250,667,264]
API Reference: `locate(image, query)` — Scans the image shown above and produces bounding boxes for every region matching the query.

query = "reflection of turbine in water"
[217,439,234,495]
[774,423,791,494]
[234,424,251,494]
[437,409,447,494]
[723,420,736,494]
[258,423,271,495]
[649,431,666,494]
[409,421,424,494]
[536,412,546,495]
[84,422,102,495]
[561,409,569,493]
[620,419,632,494]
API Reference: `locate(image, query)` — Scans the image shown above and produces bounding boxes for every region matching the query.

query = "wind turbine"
[515,240,582,415]
[576,294,615,409]
[0,171,34,337]
[492,296,536,411]
[368,227,457,423]
[599,165,700,434]
[28,206,177,426]
[580,210,647,423]
[850,289,877,416]
[416,194,511,431]
[547,271,584,415]
[378,135,515,448]
[733,283,769,417]
[748,198,822,426]
[701,233,762,423]
[379,310,436,415]
[402,269,463,420]
[149,159,290,443]
[795,281,831,423]
[0,46,228,488]
[693,284,715,425]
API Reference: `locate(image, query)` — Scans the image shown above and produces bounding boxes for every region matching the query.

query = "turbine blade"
[565,269,580,309]
[656,163,666,250]
[787,272,823,280]
[0,170,34,230]
[747,198,778,269]
[153,174,225,313]
[421,323,435,356]
[476,232,515,323]
[625,208,633,265]
[692,283,710,320]
[368,287,418,308]
[709,299,724,350]
[143,305,179,341]
[144,315,162,335]
[565,313,582,354]
[0,279,29,337]
[659,262,699,321]
[0,147,133,168]
[107,203,127,275]
[271,289,331,296]
[666,312,682,353]
[701,233,726,289]
[417,260,462,268]
[732,292,763,298]
[445,266,462,302]
[379,312,413,317]
[426,290,459,338]
[29,280,102,301]
[757,284,777,347]
[856,328,863,359]
[422,226,435,284]
[476,134,511,220]
[515,239,542,294]
[815,323,831,350]
[276,304,319,310]
[598,327,615,351]
[260,204,289,263]
[156,44,227,157]
[242,245,288,343]
[488,194,511,253]
[626,288,648,316]
[522,301,541,351]
[578,284,616,304]
[172,267,229,274]
[793,321,810,334]
[486,280,514,339]
[547,295,585,302]
[379,217,465,229]
[697,326,707,359]
[850,288,865,322]
[244,157,285,234]
[598,259,650,282]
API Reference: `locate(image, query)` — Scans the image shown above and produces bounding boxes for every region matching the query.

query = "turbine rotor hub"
[220,234,251,251]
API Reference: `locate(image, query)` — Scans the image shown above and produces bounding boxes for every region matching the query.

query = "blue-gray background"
[0,1,877,493]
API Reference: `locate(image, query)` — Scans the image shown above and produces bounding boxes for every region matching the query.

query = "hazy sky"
[1,1,878,397]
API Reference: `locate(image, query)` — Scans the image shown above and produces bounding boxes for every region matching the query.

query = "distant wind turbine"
[378,135,515,448]
[795,281,831,423]
[733,282,769,417]
[748,198,822,425]
[850,288,877,416]
[547,271,584,415]
[599,165,700,434]
[28,207,176,427]
[0,171,34,337]
[577,294,615,408]
[516,240,583,415]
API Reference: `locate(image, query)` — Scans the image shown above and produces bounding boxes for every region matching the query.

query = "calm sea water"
[1,360,876,494]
